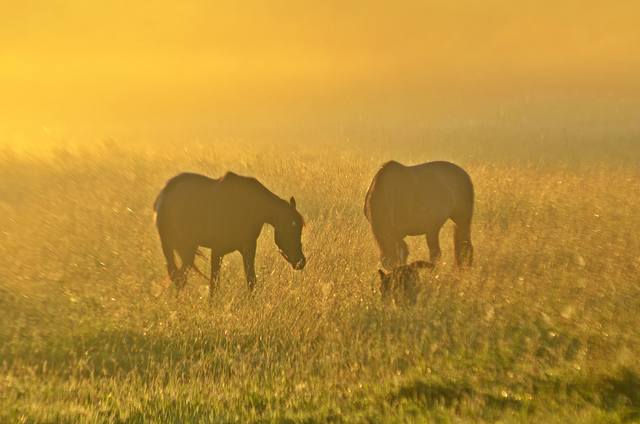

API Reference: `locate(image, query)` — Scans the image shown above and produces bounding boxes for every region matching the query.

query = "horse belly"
[397,206,449,236]
[199,240,237,256]
[199,219,261,254]
[404,227,427,236]
[197,224,239,252]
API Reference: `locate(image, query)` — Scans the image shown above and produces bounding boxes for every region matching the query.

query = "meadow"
[1,127,639,422]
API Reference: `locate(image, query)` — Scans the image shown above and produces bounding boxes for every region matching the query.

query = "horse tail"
[159,237,179,284]
[449,164,474,267]
[364,179,374,219]
[152,190,163,226]
[153,192,161,211]
[365,162,407,265]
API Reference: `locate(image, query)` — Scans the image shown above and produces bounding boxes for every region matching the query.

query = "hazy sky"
[2,1,639,137]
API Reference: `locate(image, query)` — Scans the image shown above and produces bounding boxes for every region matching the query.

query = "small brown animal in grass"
[378,260,434,306]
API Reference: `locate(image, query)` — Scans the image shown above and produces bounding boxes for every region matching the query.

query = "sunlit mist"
[2,1,639,141]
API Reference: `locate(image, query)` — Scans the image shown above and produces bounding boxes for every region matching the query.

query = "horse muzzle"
[293,256,306,270]
[279,250,306,270]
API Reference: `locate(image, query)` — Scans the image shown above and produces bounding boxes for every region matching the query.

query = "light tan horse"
[365,161,474,269]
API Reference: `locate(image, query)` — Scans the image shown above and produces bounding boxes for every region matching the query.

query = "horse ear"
[289,196,296,209]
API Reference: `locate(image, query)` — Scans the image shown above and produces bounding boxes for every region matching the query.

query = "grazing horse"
[364,161,474,269]
[378,260,434,306]
[154,172,306,296]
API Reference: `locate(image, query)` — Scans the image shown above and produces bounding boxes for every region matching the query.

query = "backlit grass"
[1,137,639,422]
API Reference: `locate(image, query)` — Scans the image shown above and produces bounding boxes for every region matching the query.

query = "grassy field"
[1,134,639,422]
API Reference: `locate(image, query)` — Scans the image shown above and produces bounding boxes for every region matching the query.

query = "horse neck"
[258,191,289,228]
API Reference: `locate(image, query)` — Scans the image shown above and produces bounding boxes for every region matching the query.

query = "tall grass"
[1,137,639,422]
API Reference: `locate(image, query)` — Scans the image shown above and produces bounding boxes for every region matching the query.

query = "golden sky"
[1,0,639,136]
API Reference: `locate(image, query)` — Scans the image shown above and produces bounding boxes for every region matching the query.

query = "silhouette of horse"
[154,172,306,296]
[378,260,434,306]
[364,161,474,269]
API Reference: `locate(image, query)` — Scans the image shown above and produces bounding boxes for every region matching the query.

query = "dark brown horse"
[154,172,306,296]
[364,161,474,269]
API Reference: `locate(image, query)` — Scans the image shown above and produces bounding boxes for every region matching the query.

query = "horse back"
[154,172,268,250]
[365,160,473,232]
[411,161,474,211]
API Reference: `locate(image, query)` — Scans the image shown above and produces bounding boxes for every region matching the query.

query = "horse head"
[274,196,306,270]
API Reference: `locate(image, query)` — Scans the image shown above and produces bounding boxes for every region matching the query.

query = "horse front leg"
[397,238,409,264]
[381,236,409,270]
[454,223,473,267]
[241,241,257,290]
[426,227,442,263]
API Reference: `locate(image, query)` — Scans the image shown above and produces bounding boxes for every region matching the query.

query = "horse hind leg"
[453,219,473,267]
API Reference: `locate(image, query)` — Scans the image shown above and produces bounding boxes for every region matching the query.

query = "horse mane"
[221,171,267,193]
[221,171,303,224]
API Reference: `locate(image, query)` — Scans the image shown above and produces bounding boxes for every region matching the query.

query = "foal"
[378,260,434,306]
